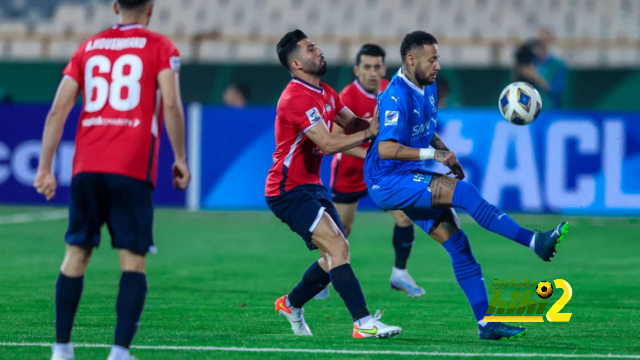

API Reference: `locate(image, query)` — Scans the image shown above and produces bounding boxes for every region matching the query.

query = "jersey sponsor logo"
[81,116,141,128]
[170,56,181,72]
[385,111,399,126]
[85,37,147,52]
[306,107,323,125]
[330,96,336,109]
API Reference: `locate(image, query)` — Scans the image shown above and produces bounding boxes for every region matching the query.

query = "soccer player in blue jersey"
[364,31,570,340]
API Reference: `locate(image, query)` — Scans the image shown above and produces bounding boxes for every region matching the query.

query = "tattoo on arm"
[431,134,448,150]
[393,145,405,159]
[434,150,448,162]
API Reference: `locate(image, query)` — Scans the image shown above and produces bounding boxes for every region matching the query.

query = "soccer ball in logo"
[498,82,542,125]
[536,281,554,299]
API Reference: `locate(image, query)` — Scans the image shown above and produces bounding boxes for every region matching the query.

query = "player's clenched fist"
[34,171,58,201]
[172,160,191,190]
[367,106,380,137]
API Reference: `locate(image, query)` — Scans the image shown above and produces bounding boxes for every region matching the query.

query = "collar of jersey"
[397,68,424,96]
[113,24,143,31]
[354,79,377,99]
[291,77,323,94]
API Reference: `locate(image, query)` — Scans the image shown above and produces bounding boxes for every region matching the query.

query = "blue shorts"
[331,188,368,204]
[65,173,155,254]
[266,184,346,250]
[368,169,445,234]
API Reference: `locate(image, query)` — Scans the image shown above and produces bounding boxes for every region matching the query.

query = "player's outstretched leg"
[313,213,402,339]
[421,210,527,340]
[52,245,92,360]
[430,175,569,262]
[388,211,424,298]
[108,250,148,360]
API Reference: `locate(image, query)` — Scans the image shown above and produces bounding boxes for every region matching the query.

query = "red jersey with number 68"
[63,24,180,186]
[265,78,346,197]
[330,79,389,194]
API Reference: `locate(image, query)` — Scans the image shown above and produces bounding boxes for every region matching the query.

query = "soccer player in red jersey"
[267,30,401,339]
[33,1,190,359]
[321,44,424,300]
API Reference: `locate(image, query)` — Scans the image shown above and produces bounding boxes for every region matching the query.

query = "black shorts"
[331,188,368,204]
[266,184,346,250]
[65,173,155,254]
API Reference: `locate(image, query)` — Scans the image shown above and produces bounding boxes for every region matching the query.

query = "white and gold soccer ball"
[498,82,542,125]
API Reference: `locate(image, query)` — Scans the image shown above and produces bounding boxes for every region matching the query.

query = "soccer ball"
[498,82,542,125]
[536,281,554,299]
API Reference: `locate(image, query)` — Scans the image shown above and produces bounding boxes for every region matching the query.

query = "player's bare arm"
[335,107,377,134]
[430,133,449,150]
[158,70,191,190]
[331,124,368,159]
[430,133,465,180]
[306,117,378,155]
[34,77,79,201]
[378,140,461,169]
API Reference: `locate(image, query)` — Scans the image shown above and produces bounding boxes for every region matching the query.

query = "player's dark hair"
[355,44,386,66]
[276,29,308,71]
[400,31,438,63]
[117,0,152,11]
[231,82,251,101]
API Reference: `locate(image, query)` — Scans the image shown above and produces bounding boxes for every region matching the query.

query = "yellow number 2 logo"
[546,279,572,322]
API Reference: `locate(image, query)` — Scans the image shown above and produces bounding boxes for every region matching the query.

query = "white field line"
[0,343,639,359]
[0,210,68,225]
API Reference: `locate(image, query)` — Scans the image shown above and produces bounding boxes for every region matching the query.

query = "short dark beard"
[306,61,327,77]
[414,61,432,86]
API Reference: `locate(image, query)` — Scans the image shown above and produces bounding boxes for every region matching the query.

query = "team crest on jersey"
[170,56,181,71]
[429,95,436,107]
[385,111,399,126]
[306,107,323,125]
[325,104,331,112]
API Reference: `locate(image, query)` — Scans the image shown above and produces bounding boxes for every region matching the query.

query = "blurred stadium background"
[1,1,639,359]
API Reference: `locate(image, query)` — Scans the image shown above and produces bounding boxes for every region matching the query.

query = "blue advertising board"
[200,106,640,216]
[0,104,185,206]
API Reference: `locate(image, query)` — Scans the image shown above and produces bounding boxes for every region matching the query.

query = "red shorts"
[330,152,368,203]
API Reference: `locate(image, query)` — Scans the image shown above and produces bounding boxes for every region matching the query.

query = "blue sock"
[393,225,415,269]
[288,260,331,308]
[55,273,84,343]
[329,264,370,322]
[451,181,534,247]
[442,230,489,322]
[115,272,147,348]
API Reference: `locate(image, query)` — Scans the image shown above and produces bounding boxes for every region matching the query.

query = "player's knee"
[395,216,413,228]
[325,235,350,260]
[61,245,92,276]
[119,249,146,273]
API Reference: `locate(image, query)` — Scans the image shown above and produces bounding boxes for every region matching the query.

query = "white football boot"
[275,295,313,336]
[353,310,402,339]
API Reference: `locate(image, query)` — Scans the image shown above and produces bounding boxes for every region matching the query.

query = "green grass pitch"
[0,207,639,359]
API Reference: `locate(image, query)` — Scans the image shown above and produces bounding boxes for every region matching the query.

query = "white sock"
[392,267,408,278]
[53,343,73,355]
[355,315,374,326]
[109,345,130,360]
[285,296,291,308]
[529,233,536,251]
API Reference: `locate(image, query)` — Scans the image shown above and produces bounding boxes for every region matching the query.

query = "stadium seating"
[0,0,638,65]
